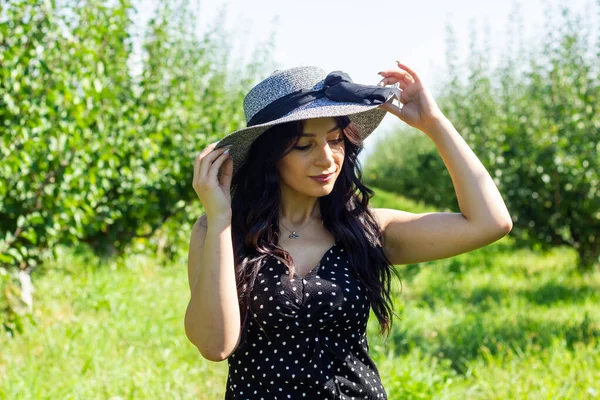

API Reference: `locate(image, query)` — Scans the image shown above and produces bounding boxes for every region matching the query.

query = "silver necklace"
[279,218,321,239]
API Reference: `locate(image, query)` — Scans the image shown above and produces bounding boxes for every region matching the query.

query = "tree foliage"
[0,0,274,335]
[365,1,599,271]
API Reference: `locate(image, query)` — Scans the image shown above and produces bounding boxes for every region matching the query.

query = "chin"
[310,179,336,193]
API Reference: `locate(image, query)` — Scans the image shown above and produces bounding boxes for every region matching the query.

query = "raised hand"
[193,142,234,222]
[377,61,446,133]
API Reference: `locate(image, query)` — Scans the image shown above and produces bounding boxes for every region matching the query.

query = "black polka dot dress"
[225,241,388,399]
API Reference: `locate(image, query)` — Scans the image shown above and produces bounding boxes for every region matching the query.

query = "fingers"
[378,75,410,91]
[194,142,231,185]
[194,142,216,180]
[207,149,232,184]
[218,154,234,189]
[194,143,217,174]
[395,61,421,83]
[378,62,422,88]
[378,102,402,119]
[198,146,230,180]
[197,142,218,159]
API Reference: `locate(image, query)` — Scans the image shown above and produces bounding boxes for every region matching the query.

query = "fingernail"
[377,71,382,75]
[223,148,230,154]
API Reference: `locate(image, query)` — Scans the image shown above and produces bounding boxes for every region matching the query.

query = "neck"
[279,187,321,227]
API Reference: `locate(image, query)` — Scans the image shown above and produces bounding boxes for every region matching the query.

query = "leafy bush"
[365,2,599,271]
[0,0,274,334]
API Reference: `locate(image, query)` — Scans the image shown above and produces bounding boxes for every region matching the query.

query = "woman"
[185,63,513,399]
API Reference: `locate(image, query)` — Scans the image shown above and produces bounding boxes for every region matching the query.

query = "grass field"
[1,188,598,399]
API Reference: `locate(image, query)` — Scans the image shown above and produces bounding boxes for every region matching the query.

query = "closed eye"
[294,137,344,151]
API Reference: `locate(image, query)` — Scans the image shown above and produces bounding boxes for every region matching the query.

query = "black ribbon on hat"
[247,70,401,127]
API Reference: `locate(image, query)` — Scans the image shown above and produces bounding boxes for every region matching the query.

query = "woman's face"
[276,117,345,197]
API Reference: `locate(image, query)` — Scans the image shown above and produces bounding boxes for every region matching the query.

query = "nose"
[314,140,337,167]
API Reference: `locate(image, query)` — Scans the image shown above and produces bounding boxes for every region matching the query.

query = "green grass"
[1,187,598,399]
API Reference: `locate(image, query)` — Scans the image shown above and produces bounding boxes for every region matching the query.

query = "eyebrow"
[300,126,340,137]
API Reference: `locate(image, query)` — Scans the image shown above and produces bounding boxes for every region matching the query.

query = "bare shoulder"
[369,207,412,228]
[367,207,387,246]
[369,207,385,226]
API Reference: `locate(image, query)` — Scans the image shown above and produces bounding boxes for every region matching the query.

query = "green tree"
[365,1,599,271]
[0,0,274,335]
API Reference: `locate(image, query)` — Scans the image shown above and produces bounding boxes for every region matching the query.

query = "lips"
[310,171,335,184]
[311,172,335,179]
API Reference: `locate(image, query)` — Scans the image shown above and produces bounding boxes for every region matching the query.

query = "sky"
[133,0,595,163]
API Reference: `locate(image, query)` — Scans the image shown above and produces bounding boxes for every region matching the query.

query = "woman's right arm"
[184,213,241,362]
[185,142,239,362]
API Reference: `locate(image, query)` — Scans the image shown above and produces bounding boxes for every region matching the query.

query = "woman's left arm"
[371,62,512,265]
[420,116,513,227]
[377,61,513,228]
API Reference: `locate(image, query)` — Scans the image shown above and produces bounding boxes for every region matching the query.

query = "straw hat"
[215,65,401,176]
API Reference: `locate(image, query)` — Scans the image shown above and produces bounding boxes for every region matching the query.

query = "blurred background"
[1,0,598,398]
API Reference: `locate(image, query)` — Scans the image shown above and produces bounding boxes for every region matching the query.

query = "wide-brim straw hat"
[214,65,400,177]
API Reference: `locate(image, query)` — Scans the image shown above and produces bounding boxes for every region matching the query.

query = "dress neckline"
[291,240,338,280]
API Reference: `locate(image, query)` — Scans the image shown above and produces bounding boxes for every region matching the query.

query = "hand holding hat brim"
[377,61,445,131]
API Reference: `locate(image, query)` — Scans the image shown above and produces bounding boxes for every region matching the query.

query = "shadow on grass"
[387,311,600,375]
[468,280,600,307]
[520,280,600,305]
[416,279,599,311]
[393,238,516,282]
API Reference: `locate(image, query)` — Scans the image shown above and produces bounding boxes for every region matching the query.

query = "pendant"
[289,232,299,239]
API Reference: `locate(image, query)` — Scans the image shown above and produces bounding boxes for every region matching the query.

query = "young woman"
[185,63,512,399]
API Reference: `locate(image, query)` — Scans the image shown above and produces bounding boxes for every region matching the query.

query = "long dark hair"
[230,116,402,345]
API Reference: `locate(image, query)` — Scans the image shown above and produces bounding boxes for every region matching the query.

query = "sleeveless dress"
[224,241,388,399]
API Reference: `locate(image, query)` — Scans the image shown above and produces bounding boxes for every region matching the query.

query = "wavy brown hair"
[230,116,403,345]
